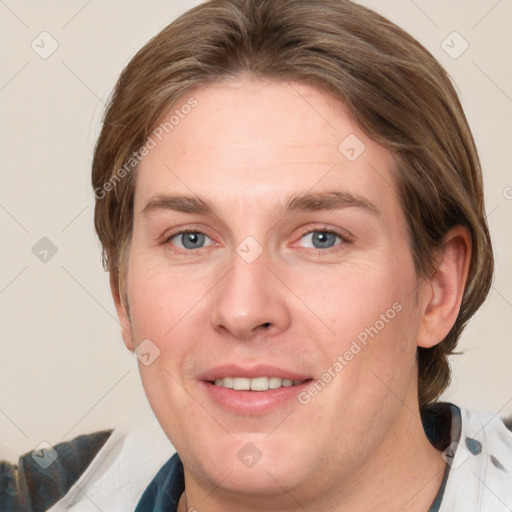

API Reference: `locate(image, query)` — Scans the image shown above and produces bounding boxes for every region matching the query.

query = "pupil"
[313,232,335,249]
[183,232,204,249]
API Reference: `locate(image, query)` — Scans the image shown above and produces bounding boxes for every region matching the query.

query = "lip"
[197,364,313,415]
[197,364,311,382]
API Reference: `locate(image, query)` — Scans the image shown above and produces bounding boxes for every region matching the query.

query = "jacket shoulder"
[0,430,112,512]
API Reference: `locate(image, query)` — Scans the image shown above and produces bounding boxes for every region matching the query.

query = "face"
[118,76,427,502]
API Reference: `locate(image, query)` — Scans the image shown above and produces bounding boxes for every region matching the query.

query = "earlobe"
[110,273,134,352]
[417,226,472,349]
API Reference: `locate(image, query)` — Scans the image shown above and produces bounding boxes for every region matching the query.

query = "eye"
[298,229,346,250]
[167,230,214,251]
[164,227,349,253]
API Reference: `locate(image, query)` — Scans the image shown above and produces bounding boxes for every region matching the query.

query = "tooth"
[233,377,251,391]
[213,376,302,390]
[268,377,283,389]
[250,376,269,391]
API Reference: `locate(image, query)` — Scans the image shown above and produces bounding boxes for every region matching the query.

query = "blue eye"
[300,230,342,249]
[165,228,348,254]
[169,231,211,250]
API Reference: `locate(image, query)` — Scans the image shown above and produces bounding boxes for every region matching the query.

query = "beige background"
[1,0,511,457]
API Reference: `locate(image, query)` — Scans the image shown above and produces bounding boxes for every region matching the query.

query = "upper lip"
[197,364,312,382]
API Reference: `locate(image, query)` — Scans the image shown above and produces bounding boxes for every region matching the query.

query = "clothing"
[0,417,175,512]
[133,403,512,512]
[437,406,512,510]
[0,431,112,512]
[1,403,511,511]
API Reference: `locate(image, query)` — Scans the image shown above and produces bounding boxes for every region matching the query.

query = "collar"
[134,453,185,512]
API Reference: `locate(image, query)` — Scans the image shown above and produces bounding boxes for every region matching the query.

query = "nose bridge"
[210,240,290,340]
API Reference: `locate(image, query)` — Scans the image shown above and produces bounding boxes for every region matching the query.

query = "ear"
[110,273,135,352]
[417,226,472,349]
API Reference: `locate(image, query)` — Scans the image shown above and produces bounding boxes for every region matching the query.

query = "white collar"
[439,407,512,511]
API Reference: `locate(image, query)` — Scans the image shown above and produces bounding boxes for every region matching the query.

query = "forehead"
[134,77,400,220]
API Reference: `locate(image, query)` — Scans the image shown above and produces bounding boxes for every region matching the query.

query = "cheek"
[292,256,411,338]
[295,256,420,397]
[124,251,214,402]
[125,250,202,340]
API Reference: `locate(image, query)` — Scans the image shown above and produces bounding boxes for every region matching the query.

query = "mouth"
[211,376,308,391]
[197,365,313,414]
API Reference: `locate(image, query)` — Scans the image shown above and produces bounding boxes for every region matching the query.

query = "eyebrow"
[141,190,380,217]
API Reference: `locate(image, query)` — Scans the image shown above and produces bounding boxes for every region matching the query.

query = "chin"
[184,434,315,495]
[199,458,307,497]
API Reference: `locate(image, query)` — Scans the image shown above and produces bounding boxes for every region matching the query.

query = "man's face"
[119,77,428,498]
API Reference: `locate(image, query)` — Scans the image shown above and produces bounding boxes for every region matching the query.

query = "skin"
[112,75,471,511]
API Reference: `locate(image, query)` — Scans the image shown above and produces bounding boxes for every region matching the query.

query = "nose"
[209,246,291,342]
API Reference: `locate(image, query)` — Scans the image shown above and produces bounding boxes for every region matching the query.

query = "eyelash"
[163,225,352,254]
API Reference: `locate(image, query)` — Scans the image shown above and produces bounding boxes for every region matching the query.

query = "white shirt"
[438,407,512,511]
[46,405,512,511]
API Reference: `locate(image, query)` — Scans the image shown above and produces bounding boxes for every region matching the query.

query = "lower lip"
[200,380,312,415]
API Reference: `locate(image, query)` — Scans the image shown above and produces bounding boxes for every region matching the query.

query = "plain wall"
[1,0,511,457]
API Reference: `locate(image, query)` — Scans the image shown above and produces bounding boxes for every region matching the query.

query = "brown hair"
[92,0,493,407]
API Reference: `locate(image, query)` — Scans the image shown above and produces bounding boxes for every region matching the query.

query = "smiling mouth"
[212,376,310,391]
